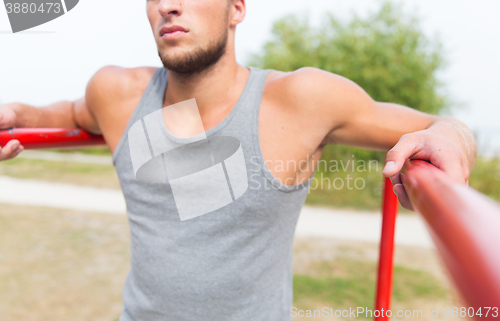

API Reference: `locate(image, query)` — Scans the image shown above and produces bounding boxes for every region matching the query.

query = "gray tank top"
[112,66,312,321]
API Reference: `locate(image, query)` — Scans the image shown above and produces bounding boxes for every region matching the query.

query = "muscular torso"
[93,67,327,186]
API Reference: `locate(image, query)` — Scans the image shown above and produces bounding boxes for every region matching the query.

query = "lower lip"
[162,30,187,40]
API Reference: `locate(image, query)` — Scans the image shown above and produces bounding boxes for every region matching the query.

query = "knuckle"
[400,132,418,143]
[386,149,400,162]
[386,148,398,157]
[400,133,412,140]
[464,171,470,181]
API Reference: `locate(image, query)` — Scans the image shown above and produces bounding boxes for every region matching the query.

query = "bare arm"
[0,65,156,161]
[1,98,100,132]
[322,87,476,180]
[0,95,100,161]
[289,67,476,210]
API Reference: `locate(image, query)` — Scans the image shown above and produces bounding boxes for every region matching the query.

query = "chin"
[159,43,190,55]
[159,52,187,66]
[157,32,227,74]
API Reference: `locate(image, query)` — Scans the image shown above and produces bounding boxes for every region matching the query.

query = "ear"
[229,0,246,27]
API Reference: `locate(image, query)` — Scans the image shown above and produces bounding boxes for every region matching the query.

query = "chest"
[106,89,325,188]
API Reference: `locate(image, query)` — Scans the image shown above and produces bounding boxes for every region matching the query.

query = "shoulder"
[85,65,159,113]
[261,67,375,141]
[264,67,369,109]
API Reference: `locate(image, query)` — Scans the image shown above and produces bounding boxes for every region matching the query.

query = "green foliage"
[469,157,500,202]
[249,1,447,115]
[305,153,384,210]
[249,1,451,209]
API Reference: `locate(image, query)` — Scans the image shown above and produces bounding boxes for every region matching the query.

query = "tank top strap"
[112,67,168,165]
[245,66,272,114]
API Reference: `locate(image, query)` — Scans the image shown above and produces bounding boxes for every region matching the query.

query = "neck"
[163,50,250,131]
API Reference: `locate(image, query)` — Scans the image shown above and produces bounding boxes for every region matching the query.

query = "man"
[0,0,476,320]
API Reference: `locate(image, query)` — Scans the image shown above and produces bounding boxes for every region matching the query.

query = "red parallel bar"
[402,160,500,319]
[374,176,399,320]
[0,128,106,149]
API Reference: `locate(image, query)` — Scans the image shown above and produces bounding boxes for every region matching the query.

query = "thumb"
[383,134,424,177]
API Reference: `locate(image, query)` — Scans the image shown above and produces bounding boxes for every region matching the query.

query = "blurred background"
[0,0,499,320]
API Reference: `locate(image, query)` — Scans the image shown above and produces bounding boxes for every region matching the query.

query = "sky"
[0,0,499,155]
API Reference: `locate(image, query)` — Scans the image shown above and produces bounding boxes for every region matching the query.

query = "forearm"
[426,116,477,169]
[11,101,78,128]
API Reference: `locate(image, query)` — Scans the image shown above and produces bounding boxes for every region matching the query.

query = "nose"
[158,0,183,18]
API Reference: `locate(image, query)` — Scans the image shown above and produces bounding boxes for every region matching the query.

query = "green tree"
[249,1,446,115]
[249,1,448,162]
[248,1,449,209]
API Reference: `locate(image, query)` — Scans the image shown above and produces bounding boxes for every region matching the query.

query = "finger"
[393,183,414,211]
[389,173,401,186]
[429,149,468,184]
[442,162,467,184]
[0,139,24,161]
[383,134,424,177]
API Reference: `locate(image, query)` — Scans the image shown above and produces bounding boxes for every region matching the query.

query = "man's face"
[147,0,232,74]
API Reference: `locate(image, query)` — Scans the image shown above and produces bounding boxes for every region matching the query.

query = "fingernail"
[383,161,396,173]
[16,146,24,153]
[12,143,19,150]
[393,186,399,198]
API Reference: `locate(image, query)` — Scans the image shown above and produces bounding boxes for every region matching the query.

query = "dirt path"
[0,175,434,248]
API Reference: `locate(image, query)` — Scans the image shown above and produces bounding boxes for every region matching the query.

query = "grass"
[45,146,112,156]
[0,204,129,321]
[0,204,462,321]
[291,238,464,321]
[0,144,480,320]
[293,258,447,318]
[0,157,120,189]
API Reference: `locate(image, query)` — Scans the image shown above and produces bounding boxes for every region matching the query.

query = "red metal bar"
[374,176,399,320]
[402,160,500,319]
[4,129,500,317]
[0,128,106,149]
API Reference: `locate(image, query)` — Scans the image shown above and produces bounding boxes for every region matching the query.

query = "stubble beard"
[158,29,229,75]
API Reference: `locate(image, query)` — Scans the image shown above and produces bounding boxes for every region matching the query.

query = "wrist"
[427,117,476,169]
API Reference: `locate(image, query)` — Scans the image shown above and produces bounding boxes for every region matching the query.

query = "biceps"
[73,97,101,134]
[328,102,437,151]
